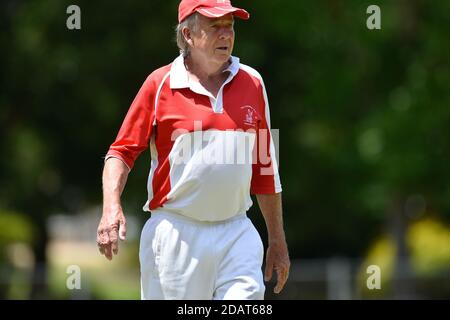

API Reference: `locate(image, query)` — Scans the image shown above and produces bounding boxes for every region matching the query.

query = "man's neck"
[184,55,230,82]
[184,54,231,98]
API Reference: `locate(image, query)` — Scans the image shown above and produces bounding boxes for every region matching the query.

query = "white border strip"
[198,8,234,17]
[153,71,171,126]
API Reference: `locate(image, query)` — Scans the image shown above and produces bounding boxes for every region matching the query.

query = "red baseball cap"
[178,0,250,23]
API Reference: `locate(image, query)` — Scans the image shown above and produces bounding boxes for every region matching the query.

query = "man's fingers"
[97,216,126,260]
[97,228,109,256]
[97,227,115,260]
[264,258,274,282]
[274,264,290,294]
[119,219,127,241]
[274,270,288,294]
[109,229,119,255]
[103,244,113,260]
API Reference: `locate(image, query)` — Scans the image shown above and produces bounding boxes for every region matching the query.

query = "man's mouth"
[217,46,228,51]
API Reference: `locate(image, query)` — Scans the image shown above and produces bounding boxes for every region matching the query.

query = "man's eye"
[211,24,233,30]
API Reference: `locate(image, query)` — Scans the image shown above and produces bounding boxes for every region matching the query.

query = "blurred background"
[1,0,449,299]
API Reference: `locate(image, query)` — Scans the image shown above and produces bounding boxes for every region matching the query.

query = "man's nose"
[218,28,233,40]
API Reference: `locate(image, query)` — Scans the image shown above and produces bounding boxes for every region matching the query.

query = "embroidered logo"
[241,105,258,127]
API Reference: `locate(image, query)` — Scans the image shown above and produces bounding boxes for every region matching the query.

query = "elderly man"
[97,0,290,300]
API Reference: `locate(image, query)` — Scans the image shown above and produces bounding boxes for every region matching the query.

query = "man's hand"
[264,238,290,294]
[97,205,127,261]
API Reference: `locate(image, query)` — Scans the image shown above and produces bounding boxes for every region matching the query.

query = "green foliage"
[1,0,449,263]
[0,210,34,246]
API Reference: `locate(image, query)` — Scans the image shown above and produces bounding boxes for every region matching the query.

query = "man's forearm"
[256,193,286,242]
[102,157,130,209]
[98,157,129,260]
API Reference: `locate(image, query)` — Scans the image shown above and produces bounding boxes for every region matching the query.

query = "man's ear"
[182,26,194,46]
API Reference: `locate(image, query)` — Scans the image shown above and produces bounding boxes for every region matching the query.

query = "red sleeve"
[250,83,282,195]
[105,74,157,170]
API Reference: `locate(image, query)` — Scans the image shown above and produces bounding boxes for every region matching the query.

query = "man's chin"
[215,53,231,63]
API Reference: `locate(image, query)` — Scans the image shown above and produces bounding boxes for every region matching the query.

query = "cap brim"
[196,6,250,20]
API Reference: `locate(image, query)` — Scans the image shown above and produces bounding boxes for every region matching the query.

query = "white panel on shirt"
[164,130,256,222]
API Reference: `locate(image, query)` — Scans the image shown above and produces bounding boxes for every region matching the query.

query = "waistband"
[150,209,247,226]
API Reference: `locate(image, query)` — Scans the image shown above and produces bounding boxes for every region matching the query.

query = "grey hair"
[175,13,200,57]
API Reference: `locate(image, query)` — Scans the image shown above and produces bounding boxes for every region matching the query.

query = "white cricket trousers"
[139,210,265,300]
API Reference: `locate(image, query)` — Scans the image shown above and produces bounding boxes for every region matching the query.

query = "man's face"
[189,14,235,65]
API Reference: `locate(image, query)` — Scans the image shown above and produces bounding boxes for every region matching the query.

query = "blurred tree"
[0,210,34,298]
[1,0,449,298]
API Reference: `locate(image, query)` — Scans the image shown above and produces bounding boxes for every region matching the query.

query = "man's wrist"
[103,202,122,213]
[268,232,287,245]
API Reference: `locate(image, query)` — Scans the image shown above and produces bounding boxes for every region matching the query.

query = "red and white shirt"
[106,55,281,221]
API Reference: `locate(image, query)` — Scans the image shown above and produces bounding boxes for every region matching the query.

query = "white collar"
[170,54,240,89]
